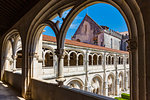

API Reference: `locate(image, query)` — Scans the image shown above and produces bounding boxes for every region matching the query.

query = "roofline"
[43,35,129,54]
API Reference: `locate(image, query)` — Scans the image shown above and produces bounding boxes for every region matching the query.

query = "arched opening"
[25,0,146,98]
[98,56,102,65]
[108,74,115,96]
[91,76,103,95]
[89,55,92,65]
[119,72,124,92]
[78,54,83,66]
[93,55,97,65]
[108,56,111,65]
[16,50,22,68]
[45,52,53,67]
[112,57,114,65]
[64,55,68,66]
[70,52,77,66]
[118,57,121,64]
[127,58,129,64]
[67,79,84,90]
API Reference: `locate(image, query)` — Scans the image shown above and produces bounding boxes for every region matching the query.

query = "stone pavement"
[0,81,24,100]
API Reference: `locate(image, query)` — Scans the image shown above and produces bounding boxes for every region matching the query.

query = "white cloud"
[70,23,80,29]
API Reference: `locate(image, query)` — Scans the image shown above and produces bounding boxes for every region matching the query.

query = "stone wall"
[3,71,22,92]
[31,79,115,100]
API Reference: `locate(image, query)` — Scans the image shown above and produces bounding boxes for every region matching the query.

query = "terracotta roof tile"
[43,35,129,54]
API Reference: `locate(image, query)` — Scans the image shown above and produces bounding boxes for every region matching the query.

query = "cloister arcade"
[0,0,149,100]
[1,32,129,97]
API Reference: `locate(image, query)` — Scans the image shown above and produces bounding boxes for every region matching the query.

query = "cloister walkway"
[0,81,24,100]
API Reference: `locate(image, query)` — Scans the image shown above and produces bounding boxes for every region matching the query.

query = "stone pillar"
[115,55,120,96]
[123,56,127,91]
[55,48,66,86]
[104,81,108,96]
[42,51,45,67]
[77,57,78,66]
[85,50,90,91]
[12,55,17,71]
[103,53,107,96]
[97,56,99,65]
[53,55,57,77]
[91,56,93,66]
[32,52,43,79]
[68,57,70,66]
[127,39,139,100]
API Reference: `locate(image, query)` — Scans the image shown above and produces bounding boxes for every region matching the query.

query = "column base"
[56,77,66,86]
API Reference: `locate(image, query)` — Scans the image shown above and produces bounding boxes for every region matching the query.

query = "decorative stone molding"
[126,39,137,52]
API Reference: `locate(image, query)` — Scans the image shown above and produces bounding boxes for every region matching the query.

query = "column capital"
[55,48,65,58]
[126,39,137,52]
[12,55,17,60]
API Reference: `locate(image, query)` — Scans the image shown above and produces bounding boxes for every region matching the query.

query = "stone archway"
[119,72,124,92]
[107,74,115,96]
[67,79,84,90]
[91,75,103,95]
[45,52,53,67]
[25,0,146,99]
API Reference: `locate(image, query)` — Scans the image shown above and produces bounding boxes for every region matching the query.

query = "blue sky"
[42,3,128,39]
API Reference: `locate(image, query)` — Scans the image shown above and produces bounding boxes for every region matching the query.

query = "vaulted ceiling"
[0,0,40,36]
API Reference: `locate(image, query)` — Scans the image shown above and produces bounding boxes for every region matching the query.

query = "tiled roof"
[43,35,129,54]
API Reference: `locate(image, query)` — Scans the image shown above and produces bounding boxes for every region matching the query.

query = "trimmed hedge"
[121,93,130,100]
[114,97,127,100]
[114,93,130,100]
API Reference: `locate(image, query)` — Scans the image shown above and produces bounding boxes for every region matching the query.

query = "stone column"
[97,56,99,65]
[12,55,17,71]
[123,55,127,91]
[53,55,57,77]
[103,53,107,96]
[68,57,70,66]
[127,39,138,100]
[85,50,90,91]
[115,54,120,96]
[91,56,93,66]
[77,57,78,66]
[55,48,66,86]
[42,51,45,67]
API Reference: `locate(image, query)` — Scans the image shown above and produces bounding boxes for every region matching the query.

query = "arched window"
[118,57,121,64]
[45,52,53,67]
[127,58,129,64]
[16,50,22,68]
[89,55,92,65]
[78,55,83,66]
[64,55,68,66]
[108,56,111,65]
[98,56,102,65]
[112,57,114,65]
[93,55,97,65]
[70,52,77,66]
